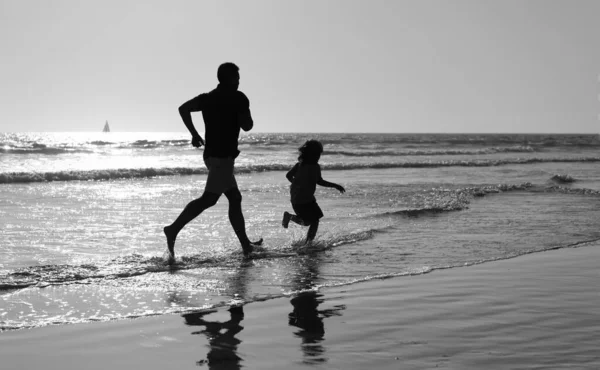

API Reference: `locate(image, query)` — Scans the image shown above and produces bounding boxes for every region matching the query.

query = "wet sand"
[1,244,599,369]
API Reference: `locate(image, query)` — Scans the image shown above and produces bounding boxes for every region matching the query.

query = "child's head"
[298,140,323,164]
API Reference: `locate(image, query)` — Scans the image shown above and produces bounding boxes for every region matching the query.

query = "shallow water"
[1,133,600,330]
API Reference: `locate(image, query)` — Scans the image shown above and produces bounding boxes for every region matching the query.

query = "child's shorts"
[292,201,324,225]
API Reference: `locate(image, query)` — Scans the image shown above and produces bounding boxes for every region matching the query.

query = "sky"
[1,0,599,133]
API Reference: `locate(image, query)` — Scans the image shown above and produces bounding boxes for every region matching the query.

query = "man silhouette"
[164,62,261,263]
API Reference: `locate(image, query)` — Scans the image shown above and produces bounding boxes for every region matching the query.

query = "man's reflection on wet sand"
[183,305,244,368]
[288,256,345,364]
[181,261,251,369]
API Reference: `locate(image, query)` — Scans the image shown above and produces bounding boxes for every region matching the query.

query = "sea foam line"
[2,157,600,184]
[0,230,378,292]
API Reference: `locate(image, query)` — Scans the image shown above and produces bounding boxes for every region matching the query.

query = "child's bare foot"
[163,226,177,265]
[282,212,291,228]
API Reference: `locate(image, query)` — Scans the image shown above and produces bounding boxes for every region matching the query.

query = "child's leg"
[282,211,307,228]
[306,219,319,242]
[290,214,306,226]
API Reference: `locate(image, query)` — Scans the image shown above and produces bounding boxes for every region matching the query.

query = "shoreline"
[2,244,600,369]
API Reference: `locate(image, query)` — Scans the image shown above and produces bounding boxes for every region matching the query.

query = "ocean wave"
[399,179,600,220]
[3,157,600,184]
[325,146,535,157]
[372,183,534,218]
[0,167,206,184]
[2,134,598,159]
[550,174,576,183]
[0,138,192,155]
[340,157,600,169]
[371,182,600,222]
[0,146,93,155]
[239,133,600,147]
[546,186,600,197]
[117,139,190,149]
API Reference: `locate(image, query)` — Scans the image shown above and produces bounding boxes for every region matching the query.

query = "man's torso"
[194,86,251,158]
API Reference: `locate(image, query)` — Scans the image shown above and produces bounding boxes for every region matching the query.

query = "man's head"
[217,62,240,90]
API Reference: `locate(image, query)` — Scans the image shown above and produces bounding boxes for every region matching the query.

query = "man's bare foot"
[242,238,263,257]
[242,245,253,257]
[164,226,177,265]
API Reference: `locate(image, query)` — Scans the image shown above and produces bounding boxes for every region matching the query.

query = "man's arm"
[238,92,254,132]
[239,110,254,132]
[179,95,205,147]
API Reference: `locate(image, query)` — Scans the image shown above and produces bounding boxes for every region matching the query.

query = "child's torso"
[291,163,320,204]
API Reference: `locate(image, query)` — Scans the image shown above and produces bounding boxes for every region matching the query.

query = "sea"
[1,132,600,332]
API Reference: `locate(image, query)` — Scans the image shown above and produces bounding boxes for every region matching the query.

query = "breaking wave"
[2,157,600,184]
[372,183,534,218]
[550,174,576,183]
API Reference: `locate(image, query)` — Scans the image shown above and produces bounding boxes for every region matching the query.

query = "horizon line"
[1,131,598,135]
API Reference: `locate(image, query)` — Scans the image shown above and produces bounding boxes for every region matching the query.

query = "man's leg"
[224,187,254,255]
[164,191,220,261]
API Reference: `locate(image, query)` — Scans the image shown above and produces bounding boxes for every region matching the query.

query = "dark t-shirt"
[189,84,253,158]
[289,162,322,204]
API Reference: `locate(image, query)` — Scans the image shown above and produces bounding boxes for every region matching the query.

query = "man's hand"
[335,184,346,194]
[191,135,205,148]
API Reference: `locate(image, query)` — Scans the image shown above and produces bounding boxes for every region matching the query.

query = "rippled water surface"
[2,133,600,330]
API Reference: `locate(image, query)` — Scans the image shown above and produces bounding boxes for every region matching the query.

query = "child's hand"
[336,185,346,194]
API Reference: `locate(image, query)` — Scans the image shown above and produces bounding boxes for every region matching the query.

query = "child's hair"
[298,140,323,164]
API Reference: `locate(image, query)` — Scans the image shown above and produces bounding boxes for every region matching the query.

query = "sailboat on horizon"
[102,121,110,133]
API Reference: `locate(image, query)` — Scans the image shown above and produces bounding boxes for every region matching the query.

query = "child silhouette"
[282,140,345,244]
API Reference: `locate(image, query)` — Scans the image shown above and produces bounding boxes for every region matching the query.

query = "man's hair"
[217,62,239,83]
[298,140,323,164]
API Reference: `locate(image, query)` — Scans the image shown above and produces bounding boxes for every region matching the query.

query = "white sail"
[103,121,110,133]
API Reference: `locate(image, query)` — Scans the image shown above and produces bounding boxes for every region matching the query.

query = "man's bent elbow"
[239,112,254,131]
[178,104,188,115]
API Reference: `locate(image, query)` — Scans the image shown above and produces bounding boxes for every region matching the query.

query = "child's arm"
[286,163,299,183]
[317,178,346,194]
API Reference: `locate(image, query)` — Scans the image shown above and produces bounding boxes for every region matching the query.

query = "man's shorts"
[204,156,237,194]
[292,201,324,225]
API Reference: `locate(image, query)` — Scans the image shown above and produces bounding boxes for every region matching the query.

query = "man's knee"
[224,187,242,204]
[199,191,220,208]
